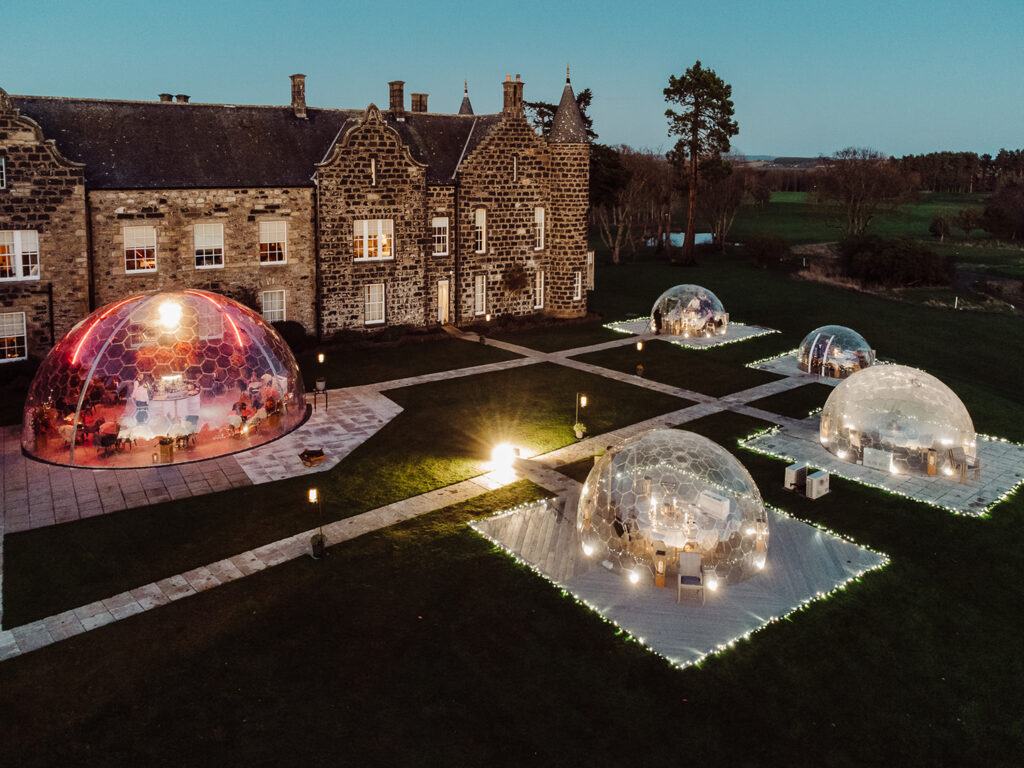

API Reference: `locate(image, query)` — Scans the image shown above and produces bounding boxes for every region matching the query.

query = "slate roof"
[11,96,502,188]
[549,78,589,144]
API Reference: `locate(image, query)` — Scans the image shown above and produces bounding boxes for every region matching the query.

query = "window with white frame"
[259,220,287,264]
[353,219,394,261]
[194,222,224,269]
[0,312,27,362]
[364,282,385,324]
[534,207,545,250]
[432,217,449,256]
[0,157,6,189]
[474,208,486,253]
[573,270,582,301]
[262,290,286,323]
[123,226,157,273]
[0,230,39,281]
[534,270,545,309]
[513,156,518,182]
[474,273,486,315]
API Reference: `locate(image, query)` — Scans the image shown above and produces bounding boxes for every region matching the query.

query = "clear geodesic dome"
[797,325,875,378]
[22,290,306,467]
[650,285,728,337]
[577,429,768,587]
[819,365,976,477]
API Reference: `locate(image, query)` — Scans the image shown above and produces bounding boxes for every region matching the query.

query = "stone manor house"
[0,71,591,364]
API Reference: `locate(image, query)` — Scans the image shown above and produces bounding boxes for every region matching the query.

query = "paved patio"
[604,317,777,348]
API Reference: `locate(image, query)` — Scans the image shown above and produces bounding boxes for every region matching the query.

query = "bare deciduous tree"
[817,147,911,236]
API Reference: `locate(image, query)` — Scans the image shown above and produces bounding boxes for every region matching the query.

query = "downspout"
[452,180,460,326]
[47,282,55,345]
[313,177,323,343]
[85,190,96,311]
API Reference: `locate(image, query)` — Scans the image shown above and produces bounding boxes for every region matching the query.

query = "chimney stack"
[388,80,405,119]
[502,74,524,118]
[290,73,307,119]
[175,94,190,103]
[158,93,173,103]
[411,93,428,113]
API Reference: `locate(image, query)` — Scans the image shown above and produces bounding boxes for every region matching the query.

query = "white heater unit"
[784,461,808,491]
[806,470,830,499]
[697,488,732,521]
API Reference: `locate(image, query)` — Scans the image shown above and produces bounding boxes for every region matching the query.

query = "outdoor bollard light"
[636,341,643,351]
[575,392,588,424]
[317,353,325,364]
[308,487,325,558]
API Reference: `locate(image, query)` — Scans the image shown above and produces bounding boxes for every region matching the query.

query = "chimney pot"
[290,73,307,119]
[388,80,405,119]
[502,75,524,118]
[175,94,190,103]
[158,93,173,103]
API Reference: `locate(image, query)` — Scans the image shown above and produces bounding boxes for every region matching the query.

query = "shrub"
[838,235,954,288]
[744,235,790,269]
[928,215,951,240]
[271,320,312,353]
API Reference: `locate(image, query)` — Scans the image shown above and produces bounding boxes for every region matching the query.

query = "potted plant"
[573,421,587,440]
[310,533,326,559]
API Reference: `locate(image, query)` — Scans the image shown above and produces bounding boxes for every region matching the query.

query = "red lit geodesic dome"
[22,290,306,467]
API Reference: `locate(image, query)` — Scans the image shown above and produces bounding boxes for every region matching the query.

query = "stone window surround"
[574,270,582,301]
[353,219,394,262]
[261,289,286,322]
[123,225,157,273]
[364,282,385,325]
[474,273,486,316]
[474,208,487,254]
[534,269,544,309]
[0,311,27,363]
[194,222,225,270]
[432,216,449,256]
[259,220,288,265]
[534,207,545,251]
[0,230,40,281]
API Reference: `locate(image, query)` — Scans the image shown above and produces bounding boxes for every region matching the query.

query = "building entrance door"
[437,280,450,324]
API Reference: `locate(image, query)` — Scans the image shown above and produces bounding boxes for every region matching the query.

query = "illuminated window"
[259,220,287,264]
[534,207,544,250]
[0,230,39,281]
[0,312,27,362]
[194,222,224,269]
[573,270,582,301]
[432,217,449,256]
[262,290,286,323]
[123,226,157,273]
[353,220,394,261]
[474,208,486,253]
[474,273,486,315]
[364,282,385,324]
[534,270,544,309]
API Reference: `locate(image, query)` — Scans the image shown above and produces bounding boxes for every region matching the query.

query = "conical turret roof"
[550,67,588,143]
[458,80,474,115]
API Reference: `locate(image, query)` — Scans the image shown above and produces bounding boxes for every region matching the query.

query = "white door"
[438,280,450,324]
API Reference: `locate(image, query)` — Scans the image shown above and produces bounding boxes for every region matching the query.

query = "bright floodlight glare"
[579,394,588,408]
[628,570,641,584]
[317,353,325,363]
[491,442,516,470]
[582,543,594,557]
[158,300,182,329]
[707,572,720,591]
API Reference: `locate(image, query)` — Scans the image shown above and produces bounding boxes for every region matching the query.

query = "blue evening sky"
[3,0,1021,158]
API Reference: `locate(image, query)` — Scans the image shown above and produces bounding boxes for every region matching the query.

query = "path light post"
[313,353,328,411]
[574,392,588,439]
[308,487,326,559]
[636,340,644,377]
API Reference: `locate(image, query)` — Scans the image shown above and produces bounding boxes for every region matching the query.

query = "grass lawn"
[3,459,1021,765]
[2,363,690,627]
[747,382,836,419]
[295,334,520,389]
[573,338,783,397]
[487,320,622,352]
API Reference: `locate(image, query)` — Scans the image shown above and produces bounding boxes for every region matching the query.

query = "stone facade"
[0,89,89,360]
[1,72,590,363]
[88,187,316,331]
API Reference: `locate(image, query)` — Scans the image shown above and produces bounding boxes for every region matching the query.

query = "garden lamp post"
[575,392,587,424]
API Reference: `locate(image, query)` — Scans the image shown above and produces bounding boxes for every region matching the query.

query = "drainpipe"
[47,282,55,345]
[313,178,323,343]
[452,181,460,326]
